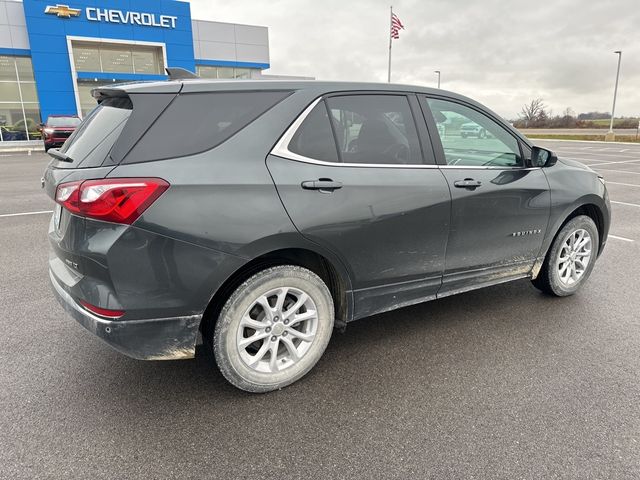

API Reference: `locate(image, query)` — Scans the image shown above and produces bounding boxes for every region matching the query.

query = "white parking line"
[606,181,640,188]
[0,210,52,218]
[609,235,634,242]
[561,157,605,163]
[595,168,640,175]
[611,200,640,208]
[586,158,640,167]
[555,150,640,158]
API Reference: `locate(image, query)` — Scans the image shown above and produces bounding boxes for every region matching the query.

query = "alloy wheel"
[236,287,318,374]
[557,228,592,286]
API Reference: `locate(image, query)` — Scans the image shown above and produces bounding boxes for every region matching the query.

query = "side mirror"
[530,146,558,168]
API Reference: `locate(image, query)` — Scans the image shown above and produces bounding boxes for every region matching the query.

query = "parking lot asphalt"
[1,143,639,479]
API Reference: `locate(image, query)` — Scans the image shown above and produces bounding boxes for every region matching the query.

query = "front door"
[421,96,551,295]
[268,93,451,319]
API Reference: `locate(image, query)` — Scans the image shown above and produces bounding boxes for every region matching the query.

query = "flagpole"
[387,5,392,83]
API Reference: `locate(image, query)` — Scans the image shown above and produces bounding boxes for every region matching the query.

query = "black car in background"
[43,78,611,392]
[41,115,81,151]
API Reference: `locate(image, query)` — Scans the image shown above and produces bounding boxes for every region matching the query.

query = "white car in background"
[460,121,487,139]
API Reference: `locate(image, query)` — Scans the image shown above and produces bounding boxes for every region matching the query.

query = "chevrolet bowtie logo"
[44,4,81,18]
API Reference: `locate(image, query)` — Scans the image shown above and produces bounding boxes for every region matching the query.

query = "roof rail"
[165,67,199,80]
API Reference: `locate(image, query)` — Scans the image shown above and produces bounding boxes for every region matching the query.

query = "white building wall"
[0,0,29,50]
[192,19,269,65]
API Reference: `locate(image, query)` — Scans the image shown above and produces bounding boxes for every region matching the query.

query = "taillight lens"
[55,178,169,225]
[79,300,125,319]
[55,180,82,214]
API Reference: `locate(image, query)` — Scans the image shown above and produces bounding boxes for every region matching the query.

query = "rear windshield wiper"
[47,148,74,163]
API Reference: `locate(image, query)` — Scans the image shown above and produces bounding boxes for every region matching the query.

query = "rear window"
[47,116,81,128]
[58,97,132,168]
[123,91,292,163]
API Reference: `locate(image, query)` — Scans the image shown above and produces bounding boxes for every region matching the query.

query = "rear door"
[419,96,551,295]
[267,93,451,319]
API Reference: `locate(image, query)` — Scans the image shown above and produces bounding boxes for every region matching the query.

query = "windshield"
[46,116,82,128]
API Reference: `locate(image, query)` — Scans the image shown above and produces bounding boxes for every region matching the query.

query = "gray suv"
[44,78,611,392]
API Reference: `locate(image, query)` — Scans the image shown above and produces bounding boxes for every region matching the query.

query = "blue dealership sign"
[22,0,195,120]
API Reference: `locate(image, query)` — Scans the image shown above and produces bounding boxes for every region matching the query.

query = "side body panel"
[539,158,611,258]
[46,89,357,322]
[437,167,551,294]
[266,157,451,320]
[416,93,552,295]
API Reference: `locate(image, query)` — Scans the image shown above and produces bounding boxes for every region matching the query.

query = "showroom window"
[0,55,41,141]
[77,80,118,117]
[71,41,164,75]
[196,65,256,79]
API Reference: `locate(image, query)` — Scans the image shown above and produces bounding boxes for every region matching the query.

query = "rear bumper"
[50,269,201,360]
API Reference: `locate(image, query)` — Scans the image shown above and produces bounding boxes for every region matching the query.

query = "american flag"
[391,13,404,39]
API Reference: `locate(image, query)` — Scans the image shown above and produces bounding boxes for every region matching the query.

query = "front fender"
[539,192,610,261]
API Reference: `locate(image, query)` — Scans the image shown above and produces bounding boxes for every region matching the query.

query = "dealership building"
[0,0,274,141]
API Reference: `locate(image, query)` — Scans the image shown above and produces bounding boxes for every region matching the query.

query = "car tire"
[461,133,467,138]
[532,215,599,296]
[213,265,334,393]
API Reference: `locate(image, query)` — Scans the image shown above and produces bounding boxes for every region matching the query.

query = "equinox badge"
[511,229,542,237]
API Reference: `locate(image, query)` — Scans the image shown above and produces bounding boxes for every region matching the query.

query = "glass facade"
[77,80,118,117]
[0,56,41,141]
[196,65,255,79]
[70,41,166,117]
[72,41,164,75]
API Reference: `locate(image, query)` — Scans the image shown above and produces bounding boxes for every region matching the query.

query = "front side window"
[326,95,423,165]
[426,98,522,167]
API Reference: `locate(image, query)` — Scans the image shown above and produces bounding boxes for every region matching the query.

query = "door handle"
[453,178,482,189]
[301,179,343,192]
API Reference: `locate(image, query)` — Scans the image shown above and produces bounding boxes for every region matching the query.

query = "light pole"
[434,70,441,88]
[607,50,622,138]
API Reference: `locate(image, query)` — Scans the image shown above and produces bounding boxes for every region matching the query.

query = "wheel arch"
[200,247,353,343]
[544,200,607,259]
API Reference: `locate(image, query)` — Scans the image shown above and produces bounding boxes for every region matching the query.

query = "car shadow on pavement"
[64,277,581,410]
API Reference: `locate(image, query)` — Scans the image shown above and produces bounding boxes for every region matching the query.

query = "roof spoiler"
[91,88,129,101]
[165,67,199,80]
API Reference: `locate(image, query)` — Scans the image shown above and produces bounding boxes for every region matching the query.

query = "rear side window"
[58,96,132,168]
[288,102,339,163]
[326,95,424,165]
[124,91,291,163]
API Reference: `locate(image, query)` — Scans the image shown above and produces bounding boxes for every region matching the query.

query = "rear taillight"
[79,300,125,319]
[55,178,169,225]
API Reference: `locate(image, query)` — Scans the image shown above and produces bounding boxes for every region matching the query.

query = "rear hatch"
[44,82,180,313]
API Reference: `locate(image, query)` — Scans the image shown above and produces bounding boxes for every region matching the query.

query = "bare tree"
[520,98,547,126]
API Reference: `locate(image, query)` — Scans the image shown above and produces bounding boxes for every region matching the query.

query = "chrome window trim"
[438,165,541,171]
[270,96,440,169]
[271,96,540,171]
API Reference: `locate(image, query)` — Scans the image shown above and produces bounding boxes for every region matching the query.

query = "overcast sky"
[190,0,639,119]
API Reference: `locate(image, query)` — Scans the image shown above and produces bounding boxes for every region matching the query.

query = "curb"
[530,138,640,146]
[0,142,45,154]
[0,148,45,153]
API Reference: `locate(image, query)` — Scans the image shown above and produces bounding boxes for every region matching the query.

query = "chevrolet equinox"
[44,74,611,392]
